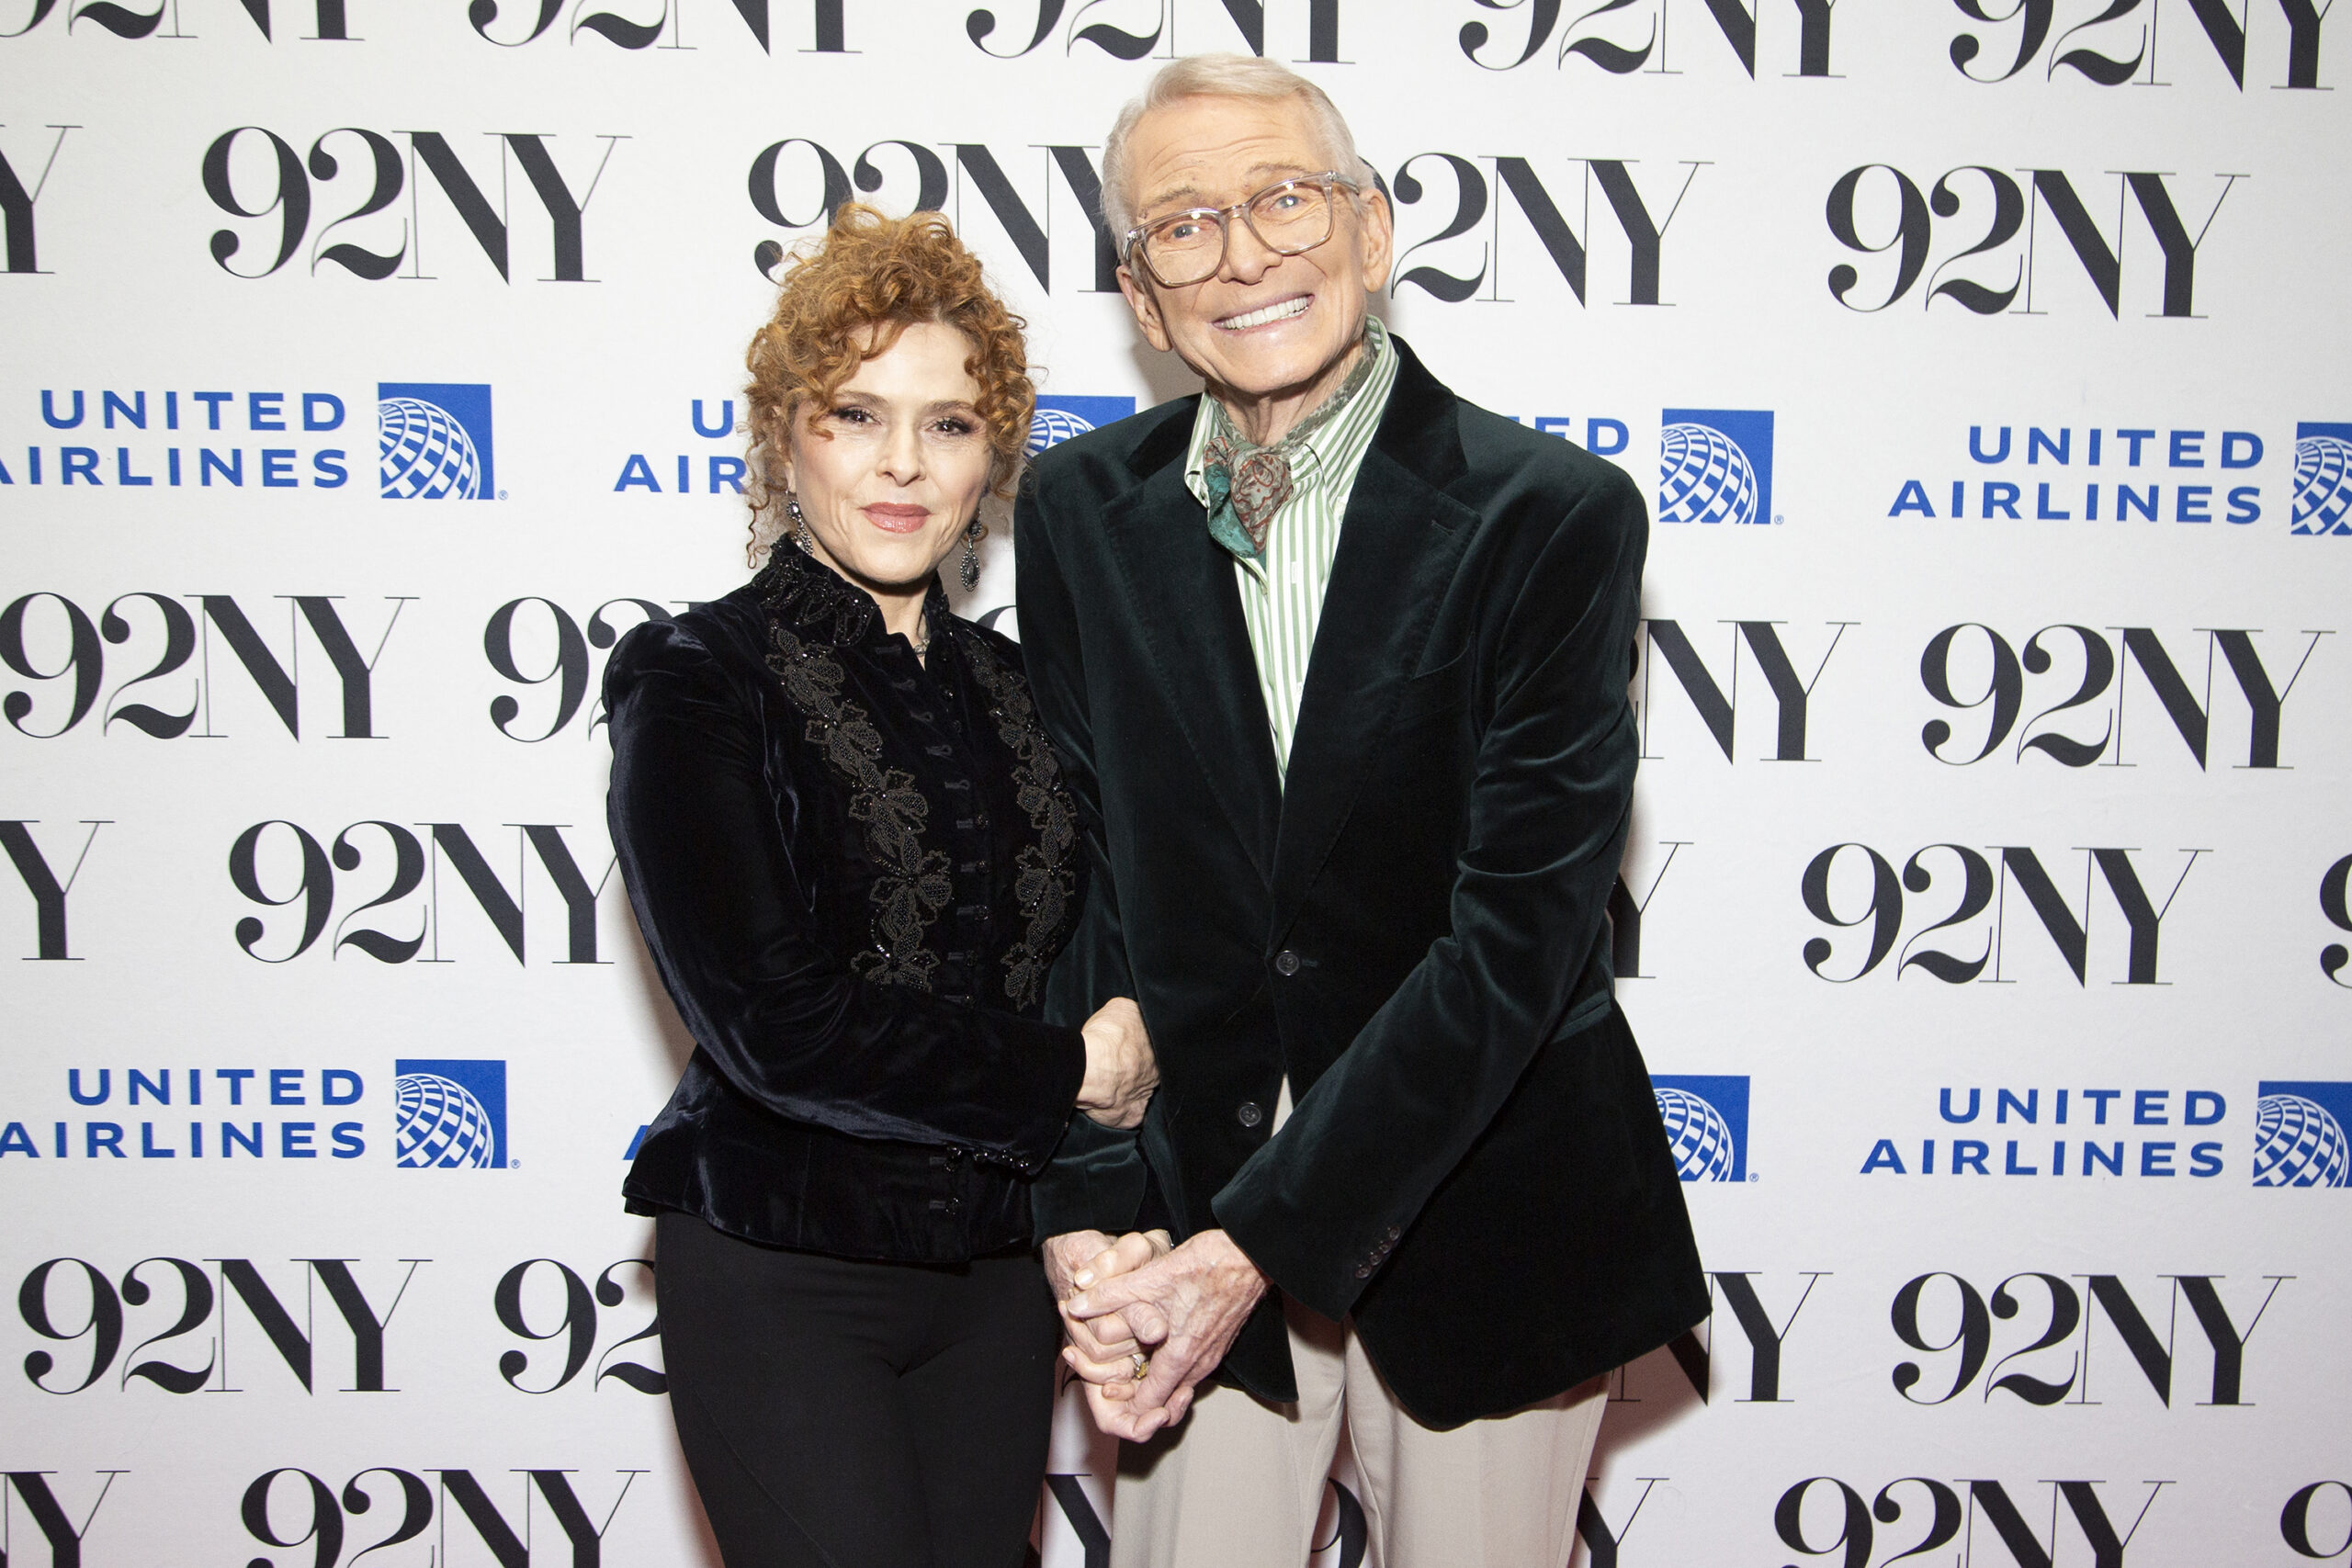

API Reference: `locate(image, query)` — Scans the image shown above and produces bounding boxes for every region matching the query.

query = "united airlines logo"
[378,381,496,501]
[1651,1074,1749,1182]
[2253,1081,2352,1188]
[393,1058,508,1168]
[1026,394,1136,456]
[2290,423,2352,536]
[1658,408,1774,526]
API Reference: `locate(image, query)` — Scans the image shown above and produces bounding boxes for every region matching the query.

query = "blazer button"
[1385,1224,1401,1242]
[1354,1264,1373,1280]
[1273,950,1302,976]
[1236,1101,1263,1129]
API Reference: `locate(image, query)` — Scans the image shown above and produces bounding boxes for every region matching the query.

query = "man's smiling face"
[1116,92,1393,432]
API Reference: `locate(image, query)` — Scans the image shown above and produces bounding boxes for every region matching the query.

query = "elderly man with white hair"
[1015,54,1708,1567]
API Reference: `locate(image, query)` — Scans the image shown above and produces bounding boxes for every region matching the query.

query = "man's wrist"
[1195,1228,1270,1289]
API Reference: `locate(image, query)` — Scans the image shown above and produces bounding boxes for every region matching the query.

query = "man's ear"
[1357,186,1395,297]
[1117,266,1173,353]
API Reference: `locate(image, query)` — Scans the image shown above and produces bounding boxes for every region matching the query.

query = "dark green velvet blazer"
[1013,336,1708,1431]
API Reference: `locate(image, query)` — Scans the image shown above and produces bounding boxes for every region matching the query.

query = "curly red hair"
[743,204,1034,562]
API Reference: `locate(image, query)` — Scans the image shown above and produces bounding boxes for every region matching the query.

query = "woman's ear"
[774,412,797,495]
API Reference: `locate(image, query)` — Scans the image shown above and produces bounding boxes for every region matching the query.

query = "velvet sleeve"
[1212,464,1648,1319]
[1015,480,1153,1236]
[605,618,1086,1168]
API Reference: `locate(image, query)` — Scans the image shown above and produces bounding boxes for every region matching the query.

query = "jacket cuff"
[994,1021,1091,1172]
[1213,1174,1403,1324]
[1030,1114,1148,1238]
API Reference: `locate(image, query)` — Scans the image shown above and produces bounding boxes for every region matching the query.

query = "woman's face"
[781,320,994,600]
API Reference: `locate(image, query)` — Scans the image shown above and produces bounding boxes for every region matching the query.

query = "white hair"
[1099,53,1374,243]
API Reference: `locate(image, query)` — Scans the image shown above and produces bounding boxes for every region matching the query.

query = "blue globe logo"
[1658,423,1759,525]
[1026,407,1096,456]
[2290,434,2352,536]
[395,1073,498,1168]
[2253,1094,2351,1187]
[1655,1087,1738,1181]
[379,397,483,500]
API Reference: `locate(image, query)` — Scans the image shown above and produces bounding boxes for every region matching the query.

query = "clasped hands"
[1057,998,1265,1438]
[1044,1226,1268,1441]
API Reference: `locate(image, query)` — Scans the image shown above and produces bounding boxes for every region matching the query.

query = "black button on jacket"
[605,547,1088,1263]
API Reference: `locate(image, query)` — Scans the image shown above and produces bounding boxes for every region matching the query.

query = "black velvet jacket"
[1017,338,1708,1429]
[606,546,1088,1263]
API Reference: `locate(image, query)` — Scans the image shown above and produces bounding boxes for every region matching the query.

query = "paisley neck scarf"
[1200,317,1387,567]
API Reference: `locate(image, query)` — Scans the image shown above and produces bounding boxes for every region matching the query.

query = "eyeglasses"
[1122,173,1361,289]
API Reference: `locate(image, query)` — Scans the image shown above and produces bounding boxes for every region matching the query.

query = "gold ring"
[1129,1351,1150,1382]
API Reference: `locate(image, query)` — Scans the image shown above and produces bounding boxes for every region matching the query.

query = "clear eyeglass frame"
[1121,172,1362,289]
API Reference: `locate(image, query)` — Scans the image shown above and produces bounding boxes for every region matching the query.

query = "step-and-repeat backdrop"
[5,1,2349,1562]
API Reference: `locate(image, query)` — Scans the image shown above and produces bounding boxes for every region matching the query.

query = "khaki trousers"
[1106,1292,1606,1568]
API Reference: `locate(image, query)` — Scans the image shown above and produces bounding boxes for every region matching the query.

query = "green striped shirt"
[1183,318,1399,781]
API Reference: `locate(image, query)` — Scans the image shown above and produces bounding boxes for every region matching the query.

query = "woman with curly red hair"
[603,204,1158,1568]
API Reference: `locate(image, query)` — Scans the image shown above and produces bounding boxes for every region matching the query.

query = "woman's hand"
[1076,997,1158,1129]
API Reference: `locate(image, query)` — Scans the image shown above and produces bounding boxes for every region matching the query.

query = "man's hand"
[1043,1230,1170,1402]
[1063,1228,1268,1441]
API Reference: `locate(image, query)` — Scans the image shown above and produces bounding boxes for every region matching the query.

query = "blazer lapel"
[1269,342,1478,940]
[1100,412,1283,885]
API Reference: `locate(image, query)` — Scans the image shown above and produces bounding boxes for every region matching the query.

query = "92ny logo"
[1946,0,2333,88]
[1775,1475,2166,1568]
[748,139,1119,287]
[1799,843,2199,985]
[226,820,614,964]
[1918,623,2323,771]
[202,129,620,282]
[0,592,406,740]
[17,1257,419,1394]
[1826,165,2237,318]
[237,1467,641,1568]
[964,0,1347,60]
[1886,1269,2278,1407]
[1459,0,1840,75]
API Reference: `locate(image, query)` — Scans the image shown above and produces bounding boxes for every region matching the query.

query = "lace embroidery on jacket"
[963,635,1078,1010]
[756,556,950,991]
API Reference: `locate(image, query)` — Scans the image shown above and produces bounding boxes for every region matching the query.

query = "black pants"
[655,1211,1060,1568]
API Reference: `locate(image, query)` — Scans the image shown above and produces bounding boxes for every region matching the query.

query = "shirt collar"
[1183,314,1397,512]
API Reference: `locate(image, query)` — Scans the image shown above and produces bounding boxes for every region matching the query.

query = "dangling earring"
[959,517,987,592]
[786,491,813,555]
